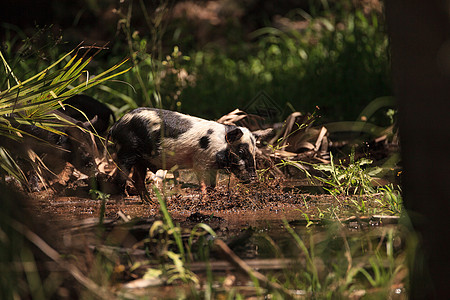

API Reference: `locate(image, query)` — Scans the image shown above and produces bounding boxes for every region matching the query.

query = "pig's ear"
[225,127,243,143]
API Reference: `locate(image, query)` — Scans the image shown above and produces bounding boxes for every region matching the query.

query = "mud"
[29,175,324,222]
[27,169,391,235]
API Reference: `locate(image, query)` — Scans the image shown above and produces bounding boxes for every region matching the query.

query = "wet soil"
[26,166,396,233]
[29,178,347,225]
[26,170,397,264]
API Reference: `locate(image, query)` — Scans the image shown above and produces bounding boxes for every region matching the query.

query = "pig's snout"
[235,168,257,184]
[248,168,257,181]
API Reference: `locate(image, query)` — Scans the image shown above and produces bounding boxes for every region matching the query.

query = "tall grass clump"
[273,220,407,298]
[91,0,193,116]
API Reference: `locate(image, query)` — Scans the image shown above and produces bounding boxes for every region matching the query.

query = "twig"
[117,210,131,222]
[214,239,296,299]
[332,209,353,274]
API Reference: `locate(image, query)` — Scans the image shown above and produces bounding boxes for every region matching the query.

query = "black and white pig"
[108,108,258,198]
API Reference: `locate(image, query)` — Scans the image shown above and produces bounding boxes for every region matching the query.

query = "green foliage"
[0,2,403,298]
[0,24,64,81]
[0,188,31,299]
[377,184,403,214]
[271,221,407,298]
[179,5,390,120]
[1,1,390,123]
[284,220,321,291]
[89,189,111,201]
[314,150,377,196]
[153,186,186,260]
[352,229,405,292]
[101,0,193,114]
[89,189,111,226]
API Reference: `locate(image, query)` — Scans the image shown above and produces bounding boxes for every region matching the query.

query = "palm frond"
[0,45,130,186]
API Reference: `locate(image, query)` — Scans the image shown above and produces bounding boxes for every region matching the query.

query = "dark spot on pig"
[199,136,210,149]
[109,114,160,170]
[215,149,230,169]
[130,108,192,139]
[159,109,192,138]
[207,129,214,135]
[109,107,195,177]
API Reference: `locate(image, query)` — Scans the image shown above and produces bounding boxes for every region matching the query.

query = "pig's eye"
[238,149,245,155]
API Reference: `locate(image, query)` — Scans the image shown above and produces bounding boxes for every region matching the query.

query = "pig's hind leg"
[115,150,153,203]
[130,164,154,204]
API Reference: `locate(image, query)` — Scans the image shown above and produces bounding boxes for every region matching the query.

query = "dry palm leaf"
[217,109,331,179]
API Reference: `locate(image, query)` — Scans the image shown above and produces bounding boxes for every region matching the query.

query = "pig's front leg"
[195,169,218,193]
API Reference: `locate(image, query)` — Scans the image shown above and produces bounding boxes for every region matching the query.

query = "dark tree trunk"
[385,1,450,298]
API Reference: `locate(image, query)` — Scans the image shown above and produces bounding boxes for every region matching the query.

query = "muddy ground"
[27,170,384,227]
[24,167,397,250]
